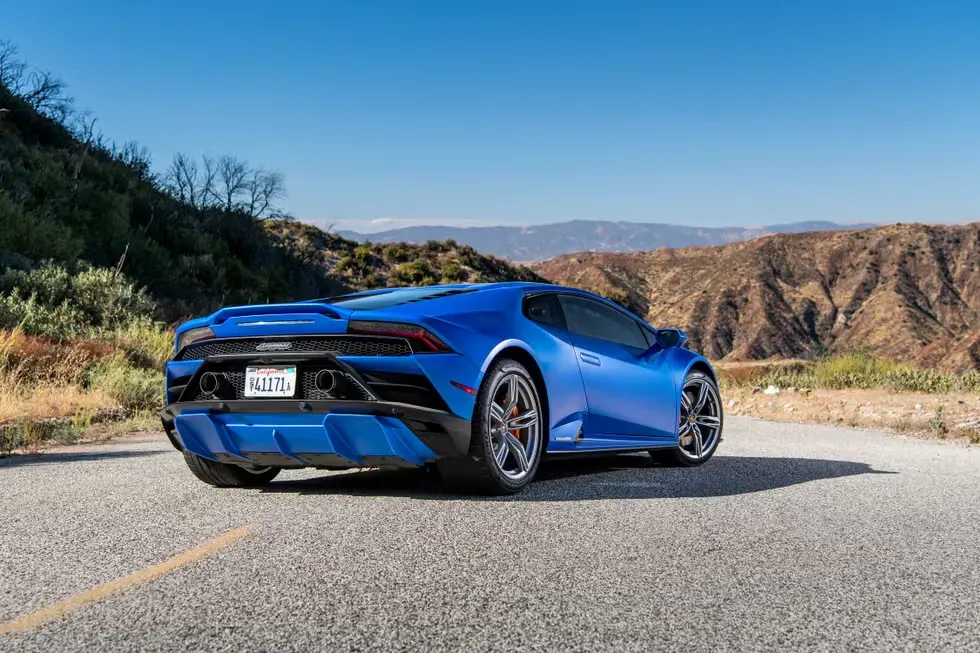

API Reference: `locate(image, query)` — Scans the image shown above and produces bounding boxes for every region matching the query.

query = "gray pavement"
[1,417,978,651]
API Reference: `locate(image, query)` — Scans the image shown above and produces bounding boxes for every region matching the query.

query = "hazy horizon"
[316,216,966,235]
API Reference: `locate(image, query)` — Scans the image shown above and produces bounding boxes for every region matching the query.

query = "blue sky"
[4,0,979,232]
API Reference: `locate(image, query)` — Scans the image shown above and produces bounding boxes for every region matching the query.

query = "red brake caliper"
[510,405,524,444]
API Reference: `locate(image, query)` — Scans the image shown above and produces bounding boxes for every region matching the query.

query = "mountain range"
[531,223,980,372]
[334,220,879,262]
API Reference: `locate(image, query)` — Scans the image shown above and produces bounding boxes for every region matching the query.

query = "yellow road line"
[0,528,249,636]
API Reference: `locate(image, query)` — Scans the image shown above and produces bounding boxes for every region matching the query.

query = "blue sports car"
[160,282,723,494]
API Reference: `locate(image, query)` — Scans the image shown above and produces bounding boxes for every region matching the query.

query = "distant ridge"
[331,219,879,262]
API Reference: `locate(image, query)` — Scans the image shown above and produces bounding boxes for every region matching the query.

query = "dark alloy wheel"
[652,370,723,467]
[437,358,544,494]
[183,451,281,488]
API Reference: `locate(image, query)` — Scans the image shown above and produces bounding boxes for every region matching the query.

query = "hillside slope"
[335,219,878,261]
[268,222,541,291]
[0,78,539,322]
[533,223,980,371]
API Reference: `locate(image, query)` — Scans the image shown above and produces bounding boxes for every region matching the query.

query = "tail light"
[348,320,451,353]
[176,326,215,353]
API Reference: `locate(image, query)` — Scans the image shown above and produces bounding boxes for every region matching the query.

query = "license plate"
[244,366,297,398]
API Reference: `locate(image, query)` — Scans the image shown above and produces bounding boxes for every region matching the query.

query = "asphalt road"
[1,417,978,652]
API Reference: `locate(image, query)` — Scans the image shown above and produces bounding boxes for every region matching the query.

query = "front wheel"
[437,358,544,494]
[182,452,281,488]
[651,370,723,467]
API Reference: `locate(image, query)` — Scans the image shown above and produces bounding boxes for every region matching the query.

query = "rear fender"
[663,348,718,392]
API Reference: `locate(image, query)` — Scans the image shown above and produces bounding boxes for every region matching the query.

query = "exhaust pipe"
[199,372,221,395]
[314,370,344,394]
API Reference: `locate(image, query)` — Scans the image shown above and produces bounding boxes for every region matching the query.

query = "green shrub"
[441,262,466,283]
[0,265,155,338]
[457,245,479,268]
[0,294,86,339]
[335,256,354,273]
[393,260,433,285]
[353,245,373,264]
[90,356,163,411]
[0,191,85,263]
[927,406,949,437]
[112,318,174,369]
[384,246,409,264]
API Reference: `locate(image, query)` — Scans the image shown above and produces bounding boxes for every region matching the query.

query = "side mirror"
[657,328,688,349]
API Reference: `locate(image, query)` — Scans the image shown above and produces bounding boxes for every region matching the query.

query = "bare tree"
[200,154,218,207]
[69,116,97,190]
[0,40,27,92]
[119,140,152,180]
[162,152,288,218]
[20,70,74,121]
[216,155,249,212]
[164,153,201,207]
[244,168,286,219]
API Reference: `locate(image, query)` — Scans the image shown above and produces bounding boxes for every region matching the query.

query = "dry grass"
[0,378,114,423]
[0,325,168,454]
[723,386,980,443]
[718,353,980,394]
[0,328,116,385]
[717,355,980,443]
[80,411,160,444]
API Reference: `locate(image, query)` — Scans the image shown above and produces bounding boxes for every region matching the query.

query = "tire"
[182,451,281,488]
[651,370,723,467]
[437,358,545,495]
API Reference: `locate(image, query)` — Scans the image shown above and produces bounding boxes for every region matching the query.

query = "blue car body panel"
[162,282,717,470]
[173,412,437,468]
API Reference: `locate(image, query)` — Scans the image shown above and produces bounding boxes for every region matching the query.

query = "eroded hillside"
[533,223,980,371]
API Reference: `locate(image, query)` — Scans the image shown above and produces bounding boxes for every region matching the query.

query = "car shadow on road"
[261,453,896,501]
[0,449,167,468]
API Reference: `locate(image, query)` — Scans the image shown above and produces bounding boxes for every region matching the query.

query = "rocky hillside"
[336,219,878,262]
[533,223,980,372]
[268,221,542,292]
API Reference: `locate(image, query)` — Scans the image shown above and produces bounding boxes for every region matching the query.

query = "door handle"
[579,352,601,367]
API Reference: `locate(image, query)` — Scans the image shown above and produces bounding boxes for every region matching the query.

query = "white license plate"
[244,366,297,398]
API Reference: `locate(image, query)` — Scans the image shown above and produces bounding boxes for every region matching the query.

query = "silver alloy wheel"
[487,373,541,481]
[677,377,722,460]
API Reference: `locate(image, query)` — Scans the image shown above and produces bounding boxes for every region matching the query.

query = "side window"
[642,327,658,348]
[558,295,649,350]
[523,293,565,330]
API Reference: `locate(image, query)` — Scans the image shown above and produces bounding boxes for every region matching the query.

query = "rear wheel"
[651,370,722,467]
[437,358,544,494]
[182,452,281,488]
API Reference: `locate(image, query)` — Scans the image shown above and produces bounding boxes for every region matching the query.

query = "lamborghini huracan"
[160,282,723,494]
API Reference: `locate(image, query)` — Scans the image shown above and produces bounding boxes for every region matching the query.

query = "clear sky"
[3,0,979,232]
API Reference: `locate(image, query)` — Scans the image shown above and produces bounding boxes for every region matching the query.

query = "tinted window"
[558,295,649,350]
[524,294,565,329]
[316,287,474,310]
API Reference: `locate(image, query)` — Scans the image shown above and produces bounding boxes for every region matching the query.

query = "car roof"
[310,281,556,303]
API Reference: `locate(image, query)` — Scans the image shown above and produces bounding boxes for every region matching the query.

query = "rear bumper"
[160,399,471,469]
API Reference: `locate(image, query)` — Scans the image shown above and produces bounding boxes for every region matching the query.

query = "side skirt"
[546,444,675,457]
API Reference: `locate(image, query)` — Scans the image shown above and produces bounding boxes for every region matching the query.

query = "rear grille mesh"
[176,336,411,361]
[194,370,375,402]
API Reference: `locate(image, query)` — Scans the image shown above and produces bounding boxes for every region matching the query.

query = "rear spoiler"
[209,303,350,326]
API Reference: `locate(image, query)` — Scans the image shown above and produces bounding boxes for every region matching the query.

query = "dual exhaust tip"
[313,369,344,394]
[199,372,223,395]
[199,370,345,396]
